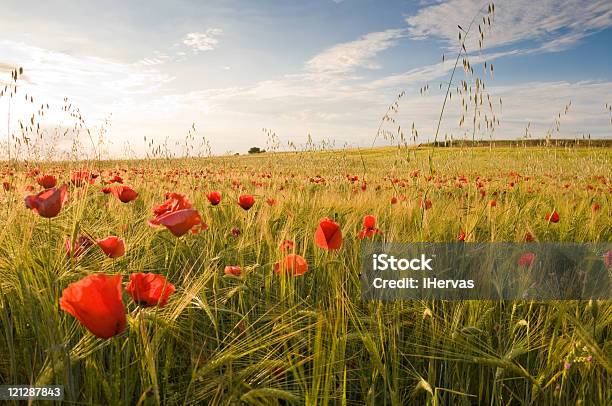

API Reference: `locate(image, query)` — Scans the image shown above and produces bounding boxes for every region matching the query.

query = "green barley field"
[1,146,611,405]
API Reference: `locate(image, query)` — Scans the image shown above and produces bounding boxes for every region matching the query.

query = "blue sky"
[1,0,611,158]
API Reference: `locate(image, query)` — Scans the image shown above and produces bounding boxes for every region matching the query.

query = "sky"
[0,0,611,158]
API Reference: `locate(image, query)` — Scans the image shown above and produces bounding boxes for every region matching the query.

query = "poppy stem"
[47,217,52,269]
[168,238,179,276]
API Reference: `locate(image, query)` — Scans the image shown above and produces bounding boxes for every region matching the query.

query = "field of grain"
[1,146,610,405]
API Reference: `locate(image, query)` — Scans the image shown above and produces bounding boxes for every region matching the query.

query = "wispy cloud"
[182,28,223,53]
[137,28,223,66]
[2,0,610,157]
[142,78,611,155]
[306,29,406,75]
[406,0,612,52]
[108,16,612,153]
[137,52,172,66]
[0,40,174,122]
[366,49,521,90]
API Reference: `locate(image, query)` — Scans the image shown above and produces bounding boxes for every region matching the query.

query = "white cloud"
[137,69,610,156]
[2,2,610,159]
[182,28,223,53]
[406,0,612,52]
[306,29,406,75]
[0,39,175,157]
[137,51,172,66]
[366,49,521,90]
[55,18,612,155]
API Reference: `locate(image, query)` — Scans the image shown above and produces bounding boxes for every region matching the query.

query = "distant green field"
[1,147,610,404]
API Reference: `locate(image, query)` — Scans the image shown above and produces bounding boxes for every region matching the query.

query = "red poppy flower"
[26,167,41,178]
[107,175,123,184]
[65,234,94,258]
[357,215,383,240]
[358,228,382,239]
[224,265,242,277]
[3,181,11,191]
[545,210,560,223]
[274,254,309,276]
[458,230,466,241]
[125,273,175,307]
[71,171,95,187]
[102,186,112,194]
[25,184,68,218]
[489,199,497,207]
[517,252,535,267]
[230,227,241,237]
[37,175,57,189]
[155,192,192,212]
[420,199,433,210]
[592,202,600,213]
[238,194,255,210]
[110,185,138,203]
[279,240,294,251]
[266,198,277,206]
[390,196,398,205]
[59,274,126,339]
[154,208,203,237]
[524,232,535,242]
[97,236,126,258]
[207,191,222,205]
[315,218,343,250]
[149,192,193,226]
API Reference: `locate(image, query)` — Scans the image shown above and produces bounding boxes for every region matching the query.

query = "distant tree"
[248,147,265,154]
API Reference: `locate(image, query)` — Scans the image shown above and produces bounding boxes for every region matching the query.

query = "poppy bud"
[207,191,222,205]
